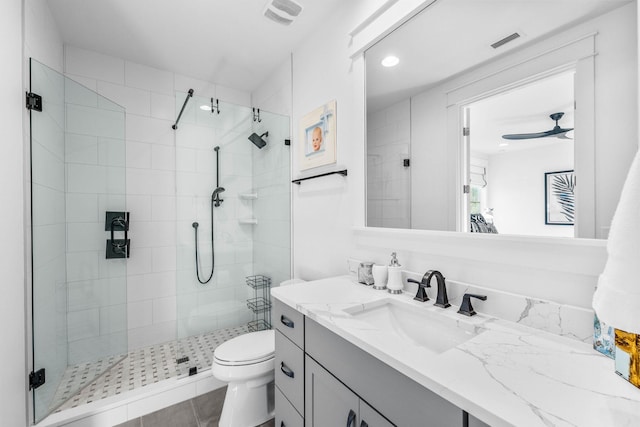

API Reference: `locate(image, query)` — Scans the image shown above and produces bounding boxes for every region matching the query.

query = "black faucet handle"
[407,278,431,286]
[457,293,487,316]
[407,278,430,302]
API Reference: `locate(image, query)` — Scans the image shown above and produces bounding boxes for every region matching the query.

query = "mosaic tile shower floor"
[51,325,249,413]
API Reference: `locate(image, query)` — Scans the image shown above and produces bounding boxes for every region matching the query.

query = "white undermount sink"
[342,298,482,354]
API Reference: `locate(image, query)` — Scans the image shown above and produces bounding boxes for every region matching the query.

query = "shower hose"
[192,200,215,284]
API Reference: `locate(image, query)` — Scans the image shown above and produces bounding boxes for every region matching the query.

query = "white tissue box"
[593,314,615,358]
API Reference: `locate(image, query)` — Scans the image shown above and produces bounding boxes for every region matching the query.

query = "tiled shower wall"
[63,75,127,365]
[366,99,411,229]
[63,45,252,351]
[252,113,291,289]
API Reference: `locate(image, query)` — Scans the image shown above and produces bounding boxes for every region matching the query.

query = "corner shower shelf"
[248,319,271,332]
[247,275,272,289]
[247,297,271,313]
[239,193,258,200]
[246,275,272,331]
[239,219,258,225]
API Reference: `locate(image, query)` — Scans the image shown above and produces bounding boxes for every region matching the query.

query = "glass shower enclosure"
[29,59,128,422]
[173,94,291,376]
[29,60,291,421]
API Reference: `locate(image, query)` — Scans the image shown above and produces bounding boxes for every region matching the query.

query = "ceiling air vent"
[491,32,521,49]
[264,0,303,26]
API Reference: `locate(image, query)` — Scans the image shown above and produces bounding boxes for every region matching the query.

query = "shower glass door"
[174,95,291,376]
[30,59,127,422]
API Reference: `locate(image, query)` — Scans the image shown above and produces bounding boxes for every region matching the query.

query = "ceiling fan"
[502,112,574,140]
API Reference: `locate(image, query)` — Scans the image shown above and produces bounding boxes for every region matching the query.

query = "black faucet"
[427,270,450,308]
[407,270,450,307]
[457,293,487,316]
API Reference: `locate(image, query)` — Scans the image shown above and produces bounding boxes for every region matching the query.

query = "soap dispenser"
[386,252,403,294]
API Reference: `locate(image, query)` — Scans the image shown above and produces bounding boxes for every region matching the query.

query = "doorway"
[461,70,576,237]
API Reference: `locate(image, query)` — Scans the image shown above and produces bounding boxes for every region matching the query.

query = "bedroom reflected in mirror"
[365,0,638,239]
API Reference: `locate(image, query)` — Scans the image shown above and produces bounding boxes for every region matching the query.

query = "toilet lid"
[214,330,275,366]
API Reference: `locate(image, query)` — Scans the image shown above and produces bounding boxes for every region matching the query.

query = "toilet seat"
[213,329,275,366]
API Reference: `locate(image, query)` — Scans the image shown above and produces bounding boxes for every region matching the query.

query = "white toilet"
[211,279,305,427]
[212,329,276,427]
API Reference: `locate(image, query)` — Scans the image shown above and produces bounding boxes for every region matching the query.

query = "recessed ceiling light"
[381,56,400,67]
[498,142,509,147]
[200,105,211,111]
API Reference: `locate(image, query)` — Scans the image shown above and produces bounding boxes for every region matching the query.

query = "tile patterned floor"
[114,387,275,427]
[52,325,249,412]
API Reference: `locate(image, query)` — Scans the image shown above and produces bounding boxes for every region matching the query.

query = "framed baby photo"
[299,100,337,171]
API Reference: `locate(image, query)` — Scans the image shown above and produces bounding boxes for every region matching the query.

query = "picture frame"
[545,170,575,225]
[299,100,337,171]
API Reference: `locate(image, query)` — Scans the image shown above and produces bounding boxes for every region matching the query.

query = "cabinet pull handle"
[360,421,369,427]
[347,409,356,427]
[280,362,294,378]
[280,315,294,328]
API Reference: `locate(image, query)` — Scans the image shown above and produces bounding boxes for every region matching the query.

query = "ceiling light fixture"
[381,56,399,67]
[200,105,211,111]
[499,142,509,147]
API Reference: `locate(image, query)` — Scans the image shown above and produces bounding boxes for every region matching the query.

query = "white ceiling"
[470,71,575,156]
[366,0,633,112]
[45,0,343,93]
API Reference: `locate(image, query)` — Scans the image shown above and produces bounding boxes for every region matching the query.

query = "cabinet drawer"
[275,385,303,427]
[273,298,304,349]
[275,330,304,414]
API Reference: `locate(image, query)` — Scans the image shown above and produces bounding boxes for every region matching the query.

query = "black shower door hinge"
[29,368,45,390]
[26,92,42,112]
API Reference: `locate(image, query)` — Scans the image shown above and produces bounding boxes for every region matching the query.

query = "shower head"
[248,132,268,149]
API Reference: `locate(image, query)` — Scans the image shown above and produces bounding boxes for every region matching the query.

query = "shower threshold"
[50,325,249,414]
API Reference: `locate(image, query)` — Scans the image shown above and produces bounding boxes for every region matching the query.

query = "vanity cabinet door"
[360,400,394,427]
[275,330,305,414]
[305,356,360,427]
[274,299,304,349]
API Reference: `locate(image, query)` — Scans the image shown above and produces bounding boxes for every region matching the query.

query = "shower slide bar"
[171,88,194,130]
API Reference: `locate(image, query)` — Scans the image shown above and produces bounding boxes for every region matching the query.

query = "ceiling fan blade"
[502,131,552,140]
[502,126,574,140]
[501,112,574,141]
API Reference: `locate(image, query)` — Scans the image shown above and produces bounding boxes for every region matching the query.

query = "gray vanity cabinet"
[305,355,393,427]
[273,297,489,427]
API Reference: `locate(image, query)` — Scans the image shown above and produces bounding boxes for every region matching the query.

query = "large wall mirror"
[365,0,637,239]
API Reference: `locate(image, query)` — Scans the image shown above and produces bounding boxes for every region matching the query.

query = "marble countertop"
[271,276,640,427]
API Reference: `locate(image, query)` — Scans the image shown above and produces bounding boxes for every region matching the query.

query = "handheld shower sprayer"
[212,187,226,207]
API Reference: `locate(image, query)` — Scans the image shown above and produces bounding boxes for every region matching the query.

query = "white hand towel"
[593,149,640,333]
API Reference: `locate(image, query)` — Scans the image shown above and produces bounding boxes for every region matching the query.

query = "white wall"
[291,1,380,280]
[367,99,411,229]
[251,56,292,117]
[21,1,66,425]
[1,0,28,425]
[487,144,574,237]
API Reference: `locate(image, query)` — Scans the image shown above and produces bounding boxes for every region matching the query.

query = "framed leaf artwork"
[545,170,575,225]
